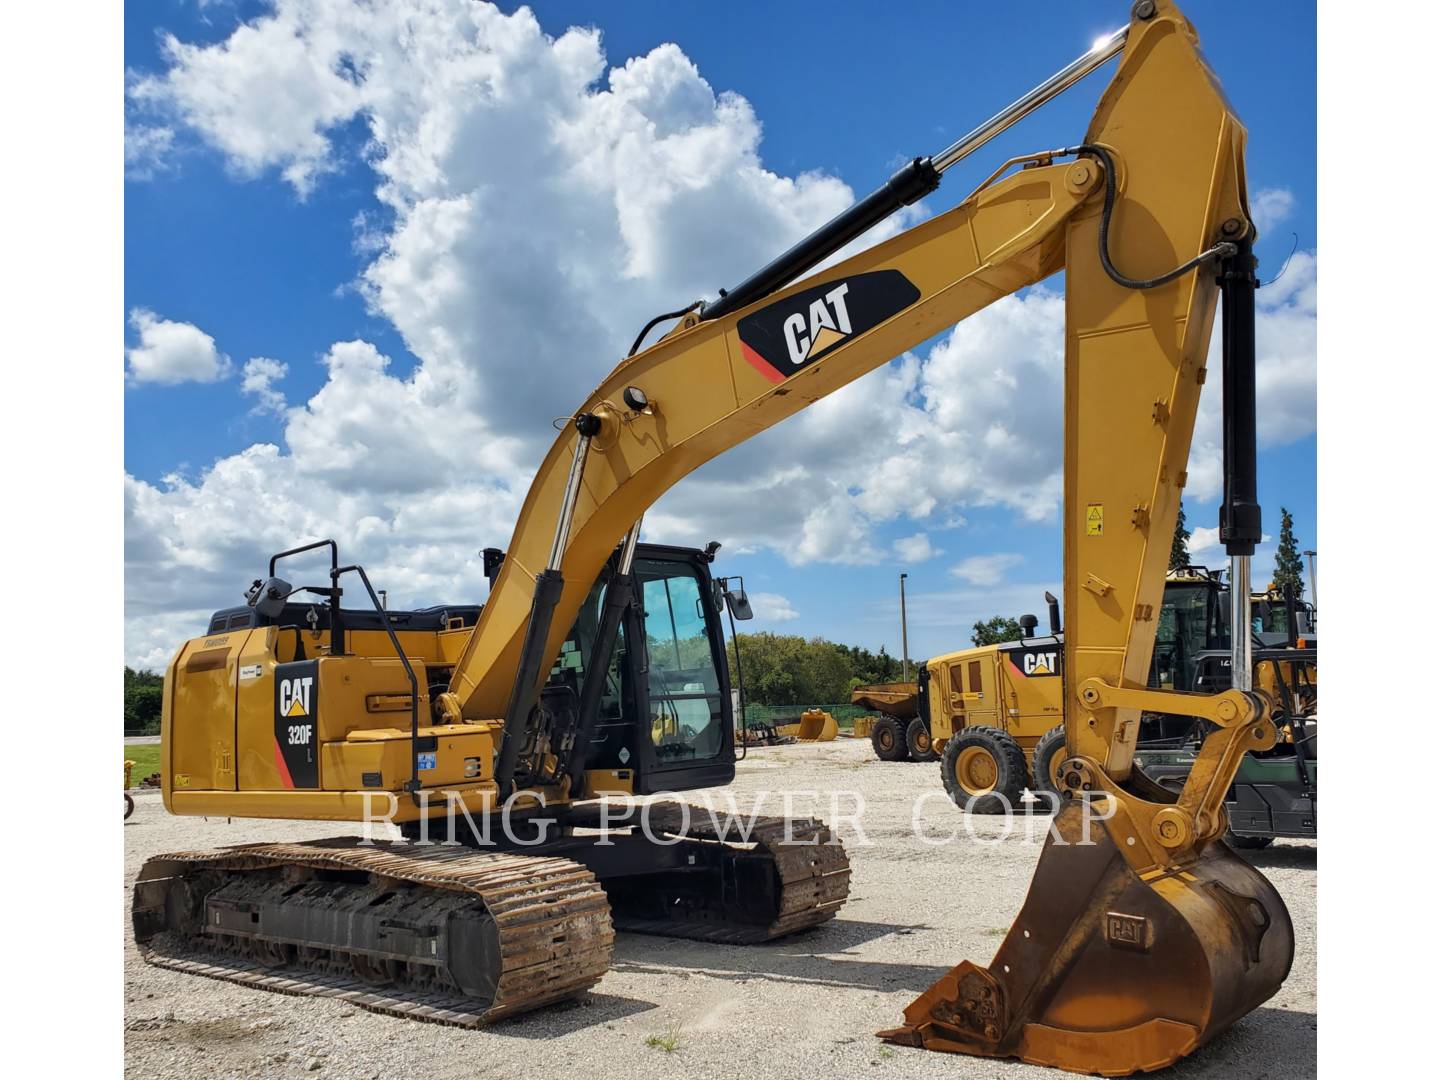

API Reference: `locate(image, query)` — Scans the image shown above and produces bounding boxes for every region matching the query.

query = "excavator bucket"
[796,709,838,742]
[879,799,1293,1075]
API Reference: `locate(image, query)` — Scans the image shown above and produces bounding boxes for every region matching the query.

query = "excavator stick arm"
[879,4,1293,1071]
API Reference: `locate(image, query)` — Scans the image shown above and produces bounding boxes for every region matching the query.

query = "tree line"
[726,633,908,707]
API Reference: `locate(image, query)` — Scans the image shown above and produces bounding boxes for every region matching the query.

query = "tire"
[1227,832,1274,850]
[905,718,939,762]
[1030,724,1068,799]
[941,726,1027,814]
[871,716,911,762]
[124,793,135,820]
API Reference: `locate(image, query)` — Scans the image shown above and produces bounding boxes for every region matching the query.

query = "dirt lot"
[124,738,1316,1079]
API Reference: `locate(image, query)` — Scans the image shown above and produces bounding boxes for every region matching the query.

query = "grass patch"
[126,743,162,786]
[644,1029,681,1053]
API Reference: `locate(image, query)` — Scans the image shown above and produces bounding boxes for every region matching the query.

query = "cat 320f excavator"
[134,2,1294,1073]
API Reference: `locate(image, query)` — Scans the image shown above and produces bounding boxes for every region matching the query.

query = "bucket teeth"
[880,801,1294,1075]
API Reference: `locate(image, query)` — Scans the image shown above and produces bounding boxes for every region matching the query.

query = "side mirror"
[724,586,753,621]
[246,576,294,619]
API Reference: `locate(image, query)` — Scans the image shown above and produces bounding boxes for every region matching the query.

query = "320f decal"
[736,269,921,383]
[274,661,319,788]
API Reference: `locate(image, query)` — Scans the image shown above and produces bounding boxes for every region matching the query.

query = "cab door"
[630,550,736,795]
[964,657,1000,729]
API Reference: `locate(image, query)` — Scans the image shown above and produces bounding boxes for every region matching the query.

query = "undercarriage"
[133,802,851,1026]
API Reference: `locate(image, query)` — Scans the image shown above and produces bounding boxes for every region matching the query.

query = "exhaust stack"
[1044,592,1062,636]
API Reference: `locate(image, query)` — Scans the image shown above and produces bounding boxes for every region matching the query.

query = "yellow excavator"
[133,2,1294,1072]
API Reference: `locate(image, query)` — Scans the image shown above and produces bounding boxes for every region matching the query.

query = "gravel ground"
[124,738,1316,1079]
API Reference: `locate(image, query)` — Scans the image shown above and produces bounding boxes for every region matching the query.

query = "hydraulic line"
[627,302,702,357]
[1068,142,1239,289]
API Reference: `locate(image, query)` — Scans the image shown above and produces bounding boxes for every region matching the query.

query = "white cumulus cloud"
[241,356,289,414]
[1250,186,1295,234]
[749,592,799,622]
[125,123,175,180]
[123,1,891,662]
[893,532,939,563]
[951,553,1024,587]
[1187,525,1221,560]
[126,308,232,384]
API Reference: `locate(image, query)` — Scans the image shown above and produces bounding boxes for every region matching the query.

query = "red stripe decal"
[740,341,786,384]
[273,738,295,789]
[1006,659,1027,680]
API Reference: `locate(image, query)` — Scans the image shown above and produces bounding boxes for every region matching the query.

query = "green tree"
[1170,499,1192,571]
[124,667,165,734]
[755,667,798,706]
[1273,506,1305,599]
[726,633,809,707]
[837,642,904,687]
[971,616,1023,647]
[798,640,852,703]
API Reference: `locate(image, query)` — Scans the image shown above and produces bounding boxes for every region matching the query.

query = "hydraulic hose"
[627,301,703,357]
[1068,143,1238,290]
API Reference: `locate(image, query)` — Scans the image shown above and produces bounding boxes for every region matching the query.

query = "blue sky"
[124,1,1316,670]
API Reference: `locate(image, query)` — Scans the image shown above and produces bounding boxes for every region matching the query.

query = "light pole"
[1302,549,1317,614]
[899,572,911,683]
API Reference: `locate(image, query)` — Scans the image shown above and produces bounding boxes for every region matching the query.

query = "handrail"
[269,538,338,577]
[335,564,423,807]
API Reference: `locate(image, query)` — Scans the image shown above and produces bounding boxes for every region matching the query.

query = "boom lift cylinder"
[700,25,1128,322]
[565,518,642,788]
[494,413,600,793]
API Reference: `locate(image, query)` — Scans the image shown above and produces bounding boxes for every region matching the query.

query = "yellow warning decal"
[1086,504,1104,536]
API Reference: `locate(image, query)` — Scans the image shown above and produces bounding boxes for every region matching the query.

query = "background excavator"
[1137,568,1317,848]
[133,2,1295,1072]
[879,566,1316,836]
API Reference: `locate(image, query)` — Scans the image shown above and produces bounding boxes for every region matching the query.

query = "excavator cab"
[1151,568,1228,694]
[546,542,737,797]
